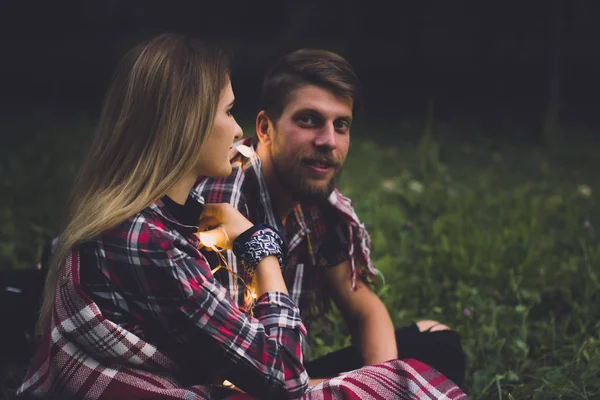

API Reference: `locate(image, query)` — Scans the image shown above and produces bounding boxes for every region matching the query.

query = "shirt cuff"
[253,292,307,335]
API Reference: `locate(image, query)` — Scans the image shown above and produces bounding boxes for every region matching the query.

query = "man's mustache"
[301,155,341,169]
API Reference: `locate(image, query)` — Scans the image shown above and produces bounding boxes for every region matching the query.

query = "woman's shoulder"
[99,204,181,252]
[80,203,211,286]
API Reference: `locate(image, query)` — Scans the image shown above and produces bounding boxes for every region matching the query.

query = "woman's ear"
[255,110,273,145]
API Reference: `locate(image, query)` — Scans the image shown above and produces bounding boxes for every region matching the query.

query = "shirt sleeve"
[121,218,309,399]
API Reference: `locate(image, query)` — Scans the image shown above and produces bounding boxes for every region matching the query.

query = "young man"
[194,49,466,388]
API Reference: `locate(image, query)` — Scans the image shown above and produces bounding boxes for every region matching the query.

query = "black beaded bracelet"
[233,224,287,275]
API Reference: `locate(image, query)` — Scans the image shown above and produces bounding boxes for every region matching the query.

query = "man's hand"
[309,378,326,387]
[309,371,351,387]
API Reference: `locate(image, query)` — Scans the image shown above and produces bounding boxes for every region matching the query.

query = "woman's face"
[196,80,243,177]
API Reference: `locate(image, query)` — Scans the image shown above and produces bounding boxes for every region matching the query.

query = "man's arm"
[324,260,397,365]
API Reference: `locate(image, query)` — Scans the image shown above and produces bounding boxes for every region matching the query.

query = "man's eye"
[334,120,350,132]
[297,115,315,126]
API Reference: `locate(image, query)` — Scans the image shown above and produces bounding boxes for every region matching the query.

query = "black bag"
[0,239,51,399]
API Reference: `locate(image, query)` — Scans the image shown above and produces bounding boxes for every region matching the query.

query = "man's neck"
[256,143,298,223]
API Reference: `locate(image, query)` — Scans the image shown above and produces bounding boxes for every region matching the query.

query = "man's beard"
[271,151,342,205]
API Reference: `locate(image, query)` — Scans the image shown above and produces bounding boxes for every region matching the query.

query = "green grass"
[1,114,599,399]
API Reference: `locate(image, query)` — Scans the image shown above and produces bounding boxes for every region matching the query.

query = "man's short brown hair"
[260,49,361,122]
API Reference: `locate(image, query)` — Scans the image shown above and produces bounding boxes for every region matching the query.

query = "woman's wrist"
[254,256,289,296]
[232,224,286,275]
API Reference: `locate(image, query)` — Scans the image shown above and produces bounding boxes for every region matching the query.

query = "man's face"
[269,85,352,203]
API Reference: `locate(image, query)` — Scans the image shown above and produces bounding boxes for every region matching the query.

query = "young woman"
[17,33,467,400]
[17,33,307,399]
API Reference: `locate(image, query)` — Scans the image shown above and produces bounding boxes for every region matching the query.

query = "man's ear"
[256,110,273,145]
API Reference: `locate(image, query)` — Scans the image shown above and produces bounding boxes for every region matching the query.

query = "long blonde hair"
[38,33,230,334]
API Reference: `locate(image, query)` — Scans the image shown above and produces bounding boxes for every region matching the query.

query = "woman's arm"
[174,264,307,399]
[130,209,307,399]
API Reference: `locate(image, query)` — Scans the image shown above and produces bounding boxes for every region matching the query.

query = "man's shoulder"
[308,188,358,222]
[300,189,355,234]
[194,162,248,206]
[306,188,371,246]
[327,188,356,213]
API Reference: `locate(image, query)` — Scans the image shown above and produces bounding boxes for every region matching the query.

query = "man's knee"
[403,321,465,388]
[416,319,451,332]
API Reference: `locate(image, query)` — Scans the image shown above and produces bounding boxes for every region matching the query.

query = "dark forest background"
[2,0,600,135]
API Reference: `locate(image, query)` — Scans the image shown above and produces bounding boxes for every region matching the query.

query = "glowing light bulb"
[222,380,233,387]
[198,232,217,248]
[251,291,257,300]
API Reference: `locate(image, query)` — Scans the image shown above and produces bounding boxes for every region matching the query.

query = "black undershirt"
[162,195,223,277]
[161,195,203,227]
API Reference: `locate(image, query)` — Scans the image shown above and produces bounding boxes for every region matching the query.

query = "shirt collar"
[148,193,205,244]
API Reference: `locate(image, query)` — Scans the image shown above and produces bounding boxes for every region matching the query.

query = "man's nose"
[314,123,336,149]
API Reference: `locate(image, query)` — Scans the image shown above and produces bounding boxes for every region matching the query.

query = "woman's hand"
[200,203,289,296]
[198,203,253,250]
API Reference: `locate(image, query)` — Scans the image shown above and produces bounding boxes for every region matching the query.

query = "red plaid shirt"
[17,197,309,399]
[194,137,380,325]
[302,359,467,399]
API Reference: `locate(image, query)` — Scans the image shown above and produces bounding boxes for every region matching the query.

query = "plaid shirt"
[194,137,379,324]
[302,359,467,399]
[17,197,309,399]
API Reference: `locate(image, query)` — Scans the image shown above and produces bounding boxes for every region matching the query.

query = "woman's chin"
[196,163,232,179]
